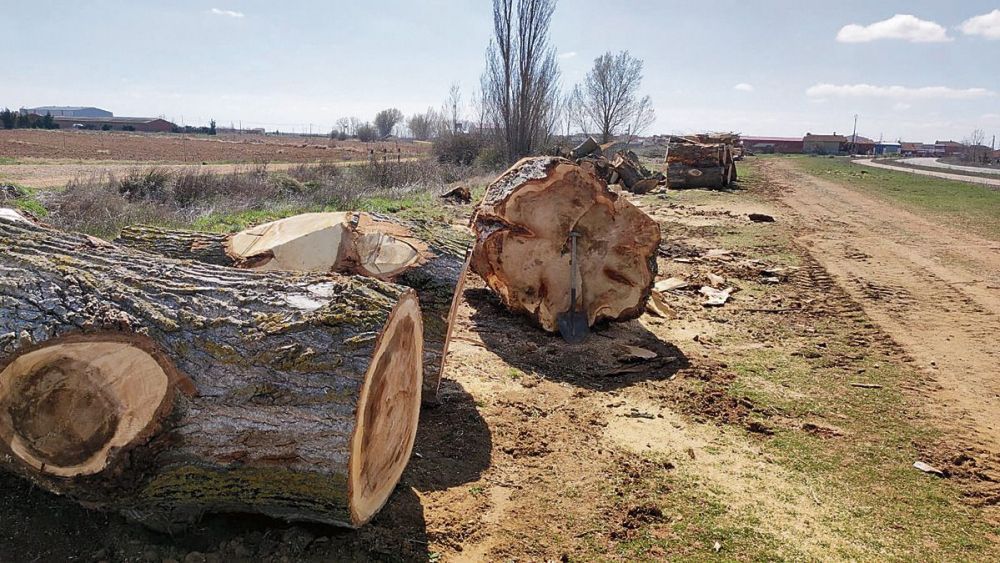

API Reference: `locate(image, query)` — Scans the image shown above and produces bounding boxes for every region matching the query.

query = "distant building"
[742,136,803,154]
[802,133,847,155]
[899,142,943,157]
[874,142,901,156]
[50,116,175,133]
[21,106,112,118]
[934,140,964,156]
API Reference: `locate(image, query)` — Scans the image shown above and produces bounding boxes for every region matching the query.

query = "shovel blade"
[557,310,589,344]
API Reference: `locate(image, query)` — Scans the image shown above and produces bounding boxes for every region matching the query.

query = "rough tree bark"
[116,213,472,403]
[666,164,726,188]
[0,211,423,530]
[470,157,661,332]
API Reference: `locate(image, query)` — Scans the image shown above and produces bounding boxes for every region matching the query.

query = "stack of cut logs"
[665,133,740,189]
[0,154,661,531]
[568,136,664,194]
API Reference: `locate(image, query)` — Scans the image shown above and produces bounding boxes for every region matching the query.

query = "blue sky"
[2,1,998,142]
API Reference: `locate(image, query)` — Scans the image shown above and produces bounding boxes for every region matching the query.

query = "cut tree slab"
[117,213,471,403]
[470,157,661,332]
[0,211,423,530]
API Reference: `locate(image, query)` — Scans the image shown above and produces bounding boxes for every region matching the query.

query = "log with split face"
[0,210,423,530]
[470,157,661,333]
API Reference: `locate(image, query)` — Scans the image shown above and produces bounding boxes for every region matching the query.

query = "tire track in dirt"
[765,158,1000,453]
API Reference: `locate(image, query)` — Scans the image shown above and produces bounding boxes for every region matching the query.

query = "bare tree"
[576,51,654,143]
[470,87,488,134]
[624,95,655,146]
[561,87,586,138]
[443,83,463,134]
[356,122,377,143]
[408,108,436,141]
[374,108,403,139]
[964,128,986,162]
[335,117,351,136]
[481,0,561,162]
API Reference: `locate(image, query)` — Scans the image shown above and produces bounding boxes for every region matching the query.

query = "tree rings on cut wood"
[470,157,661,332]
[348,293,423,523]
[0,334,183,478]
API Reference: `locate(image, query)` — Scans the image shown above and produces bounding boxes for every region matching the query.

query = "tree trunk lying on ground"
[117,212,471,403]
[117,212,428,280]
[666,164,726,188]
[611,153,659,194]
[0,210,423,530]
[470,157,661,332]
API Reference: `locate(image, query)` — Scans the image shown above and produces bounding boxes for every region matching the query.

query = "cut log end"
[0,335,181,478]
[348,291,423,526]
[224,212,356,272]
[471,157,661,332]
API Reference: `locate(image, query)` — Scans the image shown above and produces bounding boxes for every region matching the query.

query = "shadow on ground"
[465,287,689,390]
[0,382,491,562]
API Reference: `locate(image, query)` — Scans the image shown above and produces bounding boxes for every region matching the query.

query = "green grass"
[0,157,19,165]
[789,156,1000,240]
[0,184,48,217]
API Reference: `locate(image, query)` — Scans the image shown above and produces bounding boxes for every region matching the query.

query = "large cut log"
[665,143,725,168]
[117,212,428,280]
[0,210,423,530]
[611,153,658,194]
[470,157,661,332]
[667,164,726,188]
[117,213,471,403]
[570,136,601,159]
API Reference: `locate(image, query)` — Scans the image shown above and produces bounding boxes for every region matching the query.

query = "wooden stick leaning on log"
[116,212,472,403]
[470,157,661,333]
[0,209,423,530]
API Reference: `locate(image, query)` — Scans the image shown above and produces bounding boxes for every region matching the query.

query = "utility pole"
[851,114,858,155]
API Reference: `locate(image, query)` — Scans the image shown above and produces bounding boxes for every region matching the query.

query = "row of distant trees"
[0,108,59,130]
[329,0,657,165]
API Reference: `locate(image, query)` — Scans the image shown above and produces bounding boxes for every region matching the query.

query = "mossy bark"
[116,214,472,403]
[0,214,420,530]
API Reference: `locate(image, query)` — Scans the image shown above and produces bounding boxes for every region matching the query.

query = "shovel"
[557,231,589,344]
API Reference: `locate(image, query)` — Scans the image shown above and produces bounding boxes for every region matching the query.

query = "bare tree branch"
[482,0,561,162]
[576,51,653,144]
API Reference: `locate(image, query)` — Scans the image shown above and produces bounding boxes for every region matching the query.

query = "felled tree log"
[570,136,601,159]
[666,143,725,168]
[117,213,471,403]
[611,153,657,194]
[117,212,427,280]
[0,211,423,530]
[470,157,661,332]
[667,164,726,188]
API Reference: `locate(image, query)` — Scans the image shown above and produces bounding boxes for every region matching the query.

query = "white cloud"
[893,102,912,111]
[557,51,577,59]
[210,8,245,18]
[983,113,1000,120]
[836,14,951,43]
[733,83,754,92]
[806,83,994,100]
[960,9,1000,39]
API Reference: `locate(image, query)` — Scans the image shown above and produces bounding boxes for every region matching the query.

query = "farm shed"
[803,133,847,155]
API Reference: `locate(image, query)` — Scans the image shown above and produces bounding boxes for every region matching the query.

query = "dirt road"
[767,158,1000,452]
[855,158,1000,188]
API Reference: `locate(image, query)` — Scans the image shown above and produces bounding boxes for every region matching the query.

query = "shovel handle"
[569,231,579,309]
